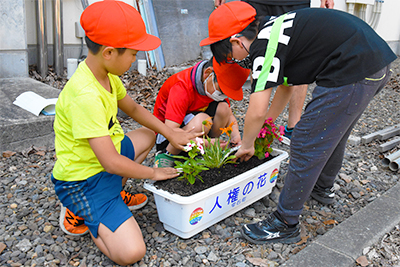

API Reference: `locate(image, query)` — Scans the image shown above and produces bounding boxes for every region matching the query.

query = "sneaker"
[121,190,148,210]
[154,151,175,168]
[281,126,293,146]
[59,204,89,236]
[310,183,335,205]
[240,212,301,244]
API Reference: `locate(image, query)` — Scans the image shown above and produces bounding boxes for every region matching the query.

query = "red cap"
[200,2,256,46]
[213,58,250,101]
[80,0,161,51]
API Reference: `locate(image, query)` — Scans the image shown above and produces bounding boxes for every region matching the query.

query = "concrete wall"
[311,0,400,54]
[152,0,214,66]
[0,0,29,78]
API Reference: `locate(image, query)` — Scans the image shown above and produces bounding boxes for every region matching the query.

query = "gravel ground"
[0,57,399,267]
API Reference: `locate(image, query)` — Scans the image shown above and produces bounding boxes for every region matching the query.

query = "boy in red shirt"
[153,57,250,167]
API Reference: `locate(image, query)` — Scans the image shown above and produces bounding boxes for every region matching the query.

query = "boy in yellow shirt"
[51,1,200,265]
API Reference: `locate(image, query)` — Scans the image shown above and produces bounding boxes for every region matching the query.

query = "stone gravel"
[0,58,399,267]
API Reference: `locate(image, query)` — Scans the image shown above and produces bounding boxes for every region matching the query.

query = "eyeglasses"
[225,34,250,63]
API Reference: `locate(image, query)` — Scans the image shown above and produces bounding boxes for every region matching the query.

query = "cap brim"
[126,34,161,51]
[213,58,250,101]
[200,37,219,47]
[219,80,244,101]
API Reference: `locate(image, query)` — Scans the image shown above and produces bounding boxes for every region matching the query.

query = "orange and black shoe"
[59,204,89,236]
[120,190,148,211]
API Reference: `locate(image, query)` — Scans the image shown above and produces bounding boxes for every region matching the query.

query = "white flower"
[184,141,195,152]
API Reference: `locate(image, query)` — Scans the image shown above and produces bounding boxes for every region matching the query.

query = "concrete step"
[0,77,60,152]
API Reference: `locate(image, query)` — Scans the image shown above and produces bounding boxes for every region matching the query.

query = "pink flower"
[197,144,205,155]
[265,152,269,158]
[279,126,285,136]
[195,137,204,146]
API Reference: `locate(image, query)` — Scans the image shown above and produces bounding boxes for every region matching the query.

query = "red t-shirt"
[154,66,228,125]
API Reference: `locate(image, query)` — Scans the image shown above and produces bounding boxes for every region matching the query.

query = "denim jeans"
[277,64,392,225]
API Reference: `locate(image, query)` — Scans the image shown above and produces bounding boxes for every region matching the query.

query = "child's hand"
[151,167,179,181]
[169,127,204,150]
[229,135,242,148]
[234,145,255,162]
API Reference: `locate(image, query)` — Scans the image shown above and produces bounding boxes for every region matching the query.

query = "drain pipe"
[389,156,400,172]
[36,0,48,76]
[81,0,89,9]
[53,0,64,76]
[382,150,400,167]
[370,0,383,30]
[79,0,89,61]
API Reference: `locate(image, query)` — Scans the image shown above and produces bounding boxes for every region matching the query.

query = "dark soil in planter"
[153,155,275,196]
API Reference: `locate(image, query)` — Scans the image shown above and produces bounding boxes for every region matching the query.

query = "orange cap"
[80,0,161,51]
[213,58,250,101]
[200,2,256,46]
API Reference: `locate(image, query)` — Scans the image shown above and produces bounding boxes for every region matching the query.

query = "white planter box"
[144,148,288,239]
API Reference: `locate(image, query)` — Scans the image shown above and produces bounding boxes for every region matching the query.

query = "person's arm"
[118,94,202,150]
[88,135,178,181]
[164,119,181,130]
[320,0,334,8]
[264,85,294,121]
[235,85,293,162]
[235,89,272,161]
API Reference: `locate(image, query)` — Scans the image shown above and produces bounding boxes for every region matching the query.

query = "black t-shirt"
[250,8,397,93]
[247,0,310,5]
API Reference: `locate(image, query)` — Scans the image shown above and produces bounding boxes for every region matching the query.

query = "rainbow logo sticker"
[270,168,279,183]
[189,207,204,225]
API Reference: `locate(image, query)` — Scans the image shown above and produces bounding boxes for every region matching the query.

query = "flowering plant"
[202,119,237,169]
[254,118,284,160]
[173,137,209,184]
[173,117,237,184]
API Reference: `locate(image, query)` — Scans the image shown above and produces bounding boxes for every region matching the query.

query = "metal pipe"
[36,0,48,76]
[382,150,400,167]
[371,1,383,30]
[389,156,400,172]
[360,4,367,21]
[79,0,89,60]
[81,0,89,9]
[347,3,355,15]
[53,0,64,76]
